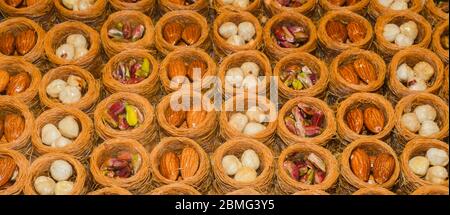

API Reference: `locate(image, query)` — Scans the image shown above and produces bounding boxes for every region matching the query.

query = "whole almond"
[187,60,207,82]
[326,20,348,43]
[15,29,36,56]
[353,58,376,84]
[166,108,186,127]
[339,64,360,84]
[6,72,31,96]
[0,32,15,56]
[160,151,180,181]
[346,21,366,43]
[4,113,24,142]
[163,22,183,45]
[350,147,370,182]
[346,107,363,134]
[167,59,187,80]
[0,156,16,187]
[0,70,10,92]
[373,153,395,184]
[180,147,200,179]
[363,106,385,134]
[186,110,206,128]
[182,24,201,45]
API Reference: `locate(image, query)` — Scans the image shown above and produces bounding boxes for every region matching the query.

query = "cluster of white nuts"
[225,61,261,89]
[34,160,75,195]
[408,148,448,185]
[46,75,85,104]
[62,0,95,11]
[401,104,440,137]
[378,0,412,10]
[383,21,418,47]
[396,61,434,91]
[222,149,260,183]
[56,34,89,61]
[222,0,251,9]
[228,106,268,136]
[41,115,80,148]
[219,21,256,46]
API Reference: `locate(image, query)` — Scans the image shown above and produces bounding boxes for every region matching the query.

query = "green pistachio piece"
[292,79,303,90]
[299,166,308,177]
[135,69,145,78]
[136,58,150,78]
[132,154,142,174]
[116,22,124,31]
[125,66,130,79]
[298,72,307,79]
[142,58,150,73]
[125,105,138,126]
[284,75,294,87]
[306,168,315,185]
